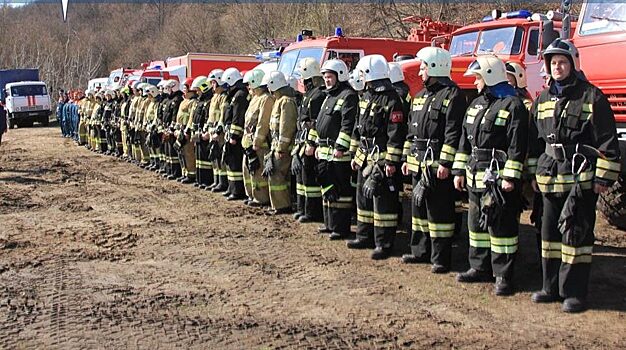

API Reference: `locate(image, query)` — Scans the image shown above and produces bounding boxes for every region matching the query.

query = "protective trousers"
[409,168,456,268]
[195,139,213,186]
[211,137,227,189]
[165,138,181,177]
[467,187,521,279]
[179,142,196,180]
[297,155,323,220]
[78,120,88,145]
[98,127,108,153]
[243,148,270,204]
[268,154,292,210]
[225,142,245,196]
[541,191,596,299]
[355,166,401,249]
[139,132,150,164]
[321,160,353,234]
[121,127,129,157]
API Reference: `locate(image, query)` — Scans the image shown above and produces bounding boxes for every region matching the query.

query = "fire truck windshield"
[580,3,626,36]
[450,26,523,56]
[277,47,324,79]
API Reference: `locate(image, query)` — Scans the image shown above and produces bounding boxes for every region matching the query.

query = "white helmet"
[348,70,365,92]
[157,79,168,90]
[104,89,114,97]
[286,75,298,90]
[388,62,405,83]
[145,85,159,98]
[141,86,150,97]
[243,69,266,89]
[131,81,142,90]
[464,55,508,86]
[505,62,527,88]
[265,71,289,92]
[416,46,452,78]
[207,69,224,86]
[84,89,92,96]
[191,76,207,90]
[356,54,389,82]
[166,79,180,92]
[222,68,243,87]
[296,57,321,80]
[320,59,350,82]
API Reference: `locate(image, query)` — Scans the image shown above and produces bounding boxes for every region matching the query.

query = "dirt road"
[1,126,625,349]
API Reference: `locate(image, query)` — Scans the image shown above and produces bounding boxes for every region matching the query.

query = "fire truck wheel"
[598,175,626,230]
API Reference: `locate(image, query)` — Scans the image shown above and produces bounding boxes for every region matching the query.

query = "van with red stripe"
[3,81,51,128]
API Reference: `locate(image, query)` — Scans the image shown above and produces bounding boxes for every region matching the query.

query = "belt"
[471,147,507,162]
[317,138,335,147]
[544,143,599,162]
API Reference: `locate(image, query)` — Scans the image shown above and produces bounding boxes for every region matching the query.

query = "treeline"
[0,1,564,91]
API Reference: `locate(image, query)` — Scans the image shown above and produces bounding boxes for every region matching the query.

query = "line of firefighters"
[65,38,619,313]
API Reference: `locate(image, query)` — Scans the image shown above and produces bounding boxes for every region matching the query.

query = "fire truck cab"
[444,9,573,101]
[277,26,453,93]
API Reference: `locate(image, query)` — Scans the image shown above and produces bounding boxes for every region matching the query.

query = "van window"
[10,85,48,97]
[527,29,539,56]
[327,51,362,71]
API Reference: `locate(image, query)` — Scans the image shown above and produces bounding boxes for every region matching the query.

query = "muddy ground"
[0,126,625,349]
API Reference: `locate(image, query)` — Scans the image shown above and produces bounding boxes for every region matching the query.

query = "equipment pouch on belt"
[262,152,275,178]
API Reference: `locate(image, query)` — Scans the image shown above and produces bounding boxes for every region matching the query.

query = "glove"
[208,141,221,162]
[244,147,260,174]
[412,167,433,207]
[291,155,303,175]
[262,152,275,178]
[362,163,384,199]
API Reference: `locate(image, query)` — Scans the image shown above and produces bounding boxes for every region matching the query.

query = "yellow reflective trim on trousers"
[542,240,562,259]
[469,230,490,248]
[269,184,288,191]
[562,254,592,264]
[325,201,353,209]
[428,222,454,238]
[296,183,306,195]
[490,236,518,254]
[561,244,593,256]
[357,208,374,223]
[412,217,429,232]
[374,213,398,220]
[374,219,397,227]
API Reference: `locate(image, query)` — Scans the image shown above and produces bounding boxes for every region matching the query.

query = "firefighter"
[347,54,407,260]
[186,76,213,188]
[155,80,170,173]
[400,47,466,272]
[388,62,411,115]
[138,84,153,167]
[141,85,160,169]
[221,68,250,200]
[313,59,358,240]
[162,80,184,180]
[206,69,229,192]
[264,71,298,215]
[90,92,104,152]
[528,39,620,313]
[241,69,274,206]
[126,82,142,162]
[131,83,147,164]
[505,62,533,108]
[78,89,92,146]
[291,58,326,222]
[174,77,198,184]
[452,55,529,296]
[99,89,114,154]
[119,83,133,160]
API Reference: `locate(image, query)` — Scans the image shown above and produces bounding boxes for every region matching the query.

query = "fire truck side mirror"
[540,20,559,52]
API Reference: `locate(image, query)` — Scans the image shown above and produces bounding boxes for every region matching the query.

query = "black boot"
[371,246,390,260]
[562,297,587,313]
[494,277,514,296]
[346,238,373,250]
[456,268,494,283]
[531,290,561,303]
